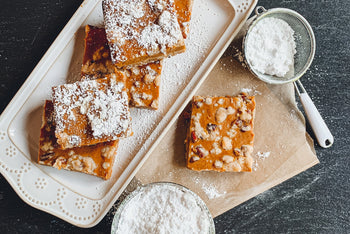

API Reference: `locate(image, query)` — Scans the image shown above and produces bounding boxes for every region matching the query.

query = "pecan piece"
[233,148,242,156]
[241,125,251,132]
[191,131,198,143]
[235,119,251,132]
[206,123,217,133]
[194,145,208,158]
[190,156,200,163]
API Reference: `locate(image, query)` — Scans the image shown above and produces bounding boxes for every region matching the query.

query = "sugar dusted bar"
[52,73,131,149]
[38,101,119,180]
[186,93,256,172]
[102,0,185,68]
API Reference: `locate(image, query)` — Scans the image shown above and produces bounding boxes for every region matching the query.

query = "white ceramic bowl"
[243,7,316,84]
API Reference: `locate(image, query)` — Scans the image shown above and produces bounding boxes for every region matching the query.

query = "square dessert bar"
[81,25,162,109]
[186,94,256,172]
[52,73,131,149]
[102,0,186,68]
[38,101,118,180]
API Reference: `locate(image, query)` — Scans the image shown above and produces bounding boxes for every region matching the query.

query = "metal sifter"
[243,6,334,148]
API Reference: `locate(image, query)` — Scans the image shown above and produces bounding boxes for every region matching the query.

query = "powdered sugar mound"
[245,17,296,77]
[115,184,211,233]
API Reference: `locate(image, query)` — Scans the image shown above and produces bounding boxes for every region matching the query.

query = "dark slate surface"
[0,0,349,233]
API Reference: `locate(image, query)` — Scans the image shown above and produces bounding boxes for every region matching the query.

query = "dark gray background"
[0,0,349,233]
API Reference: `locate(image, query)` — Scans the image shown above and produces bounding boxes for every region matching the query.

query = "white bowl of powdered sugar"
[243,7,316,84]
[111,182,215,234]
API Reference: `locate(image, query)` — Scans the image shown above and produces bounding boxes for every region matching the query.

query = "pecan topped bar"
[38,101,118,180]
[102,0,186,68]
[186,94,256,172]
[52,73,131,149]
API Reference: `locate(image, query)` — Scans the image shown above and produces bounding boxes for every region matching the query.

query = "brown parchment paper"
[134,56,319,218]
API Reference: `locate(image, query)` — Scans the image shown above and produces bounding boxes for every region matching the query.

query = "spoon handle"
[294,80,334,148]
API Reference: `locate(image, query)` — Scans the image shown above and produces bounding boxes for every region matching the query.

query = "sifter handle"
[299,92,334,148]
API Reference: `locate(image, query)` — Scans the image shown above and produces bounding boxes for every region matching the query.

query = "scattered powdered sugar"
[139,10,183,54]
[202,185,227,200]
[252,151,271,171]
[257,151,270,160]
[245,17,296,77]
[241,88,252,93]
[52,77,130,139]
[240,88,262,96]
[114,184,211,234]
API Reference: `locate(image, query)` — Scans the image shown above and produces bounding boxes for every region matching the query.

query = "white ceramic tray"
[0,0,257,227]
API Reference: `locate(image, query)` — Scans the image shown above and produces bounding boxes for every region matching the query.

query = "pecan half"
[194,145,208,158]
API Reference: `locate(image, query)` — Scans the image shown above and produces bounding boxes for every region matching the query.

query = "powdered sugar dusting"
[103,0,183,63]
[52,76,131,141]
[202,185,227,200]
[253,151,271,171]
[240,88,262,96]
[257,151,270,160]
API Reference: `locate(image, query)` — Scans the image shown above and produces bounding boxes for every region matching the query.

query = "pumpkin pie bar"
[52,73,131,149]
[186,94,255,172]
[38,101,118,180]
[81,25,162,109]
[102,0,186,68]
